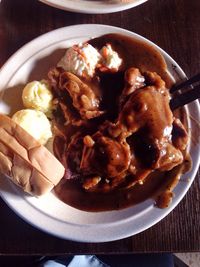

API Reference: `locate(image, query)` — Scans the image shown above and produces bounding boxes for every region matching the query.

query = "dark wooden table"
[0,0,200,255]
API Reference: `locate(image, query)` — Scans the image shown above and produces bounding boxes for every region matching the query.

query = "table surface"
[0,0,200,255]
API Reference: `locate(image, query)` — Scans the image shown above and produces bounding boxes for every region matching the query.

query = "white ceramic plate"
[39,0,148,14]
[0,24,199,242]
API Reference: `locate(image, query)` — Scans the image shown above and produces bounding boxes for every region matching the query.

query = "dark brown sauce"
[54,34,191,212]
[55,156,191,211]
[89,34,174,88]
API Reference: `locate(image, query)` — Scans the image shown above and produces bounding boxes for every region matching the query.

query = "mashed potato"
[12,109,52,145]
[22,80,53,116]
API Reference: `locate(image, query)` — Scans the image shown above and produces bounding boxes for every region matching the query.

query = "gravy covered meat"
[48,67,104,126]
[51,34,190,211]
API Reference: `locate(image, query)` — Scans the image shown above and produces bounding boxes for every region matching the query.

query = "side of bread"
[0,114,65,196]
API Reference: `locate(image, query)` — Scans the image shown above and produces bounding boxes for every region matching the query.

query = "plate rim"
[39,0,148,14]
[0,24,199,242]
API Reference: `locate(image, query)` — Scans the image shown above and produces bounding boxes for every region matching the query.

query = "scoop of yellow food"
[22,80,53,116]
[12,109,52,145]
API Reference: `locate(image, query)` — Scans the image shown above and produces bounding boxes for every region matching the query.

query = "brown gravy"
[55,157,191,211]
[54,34,191,212]
[89,33,173,88]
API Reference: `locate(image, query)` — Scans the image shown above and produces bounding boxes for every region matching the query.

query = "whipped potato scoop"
[22,80,53,116]
[12,109,52,145]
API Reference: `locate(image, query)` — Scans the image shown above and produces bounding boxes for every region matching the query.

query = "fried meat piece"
[59,71,104,119]
[109,71,187,178]
[52,68,189,192]
[172,118,189,151]
[80,132,131,192]
[80,132,131,178]
[58,101,84,126]
[48,67,61,93]
[110,76,173,140]
[119,86,173,138]
[48,68,104,122]
[119,67,145,108]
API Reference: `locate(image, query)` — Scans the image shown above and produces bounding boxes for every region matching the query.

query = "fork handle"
[170,85,200,110]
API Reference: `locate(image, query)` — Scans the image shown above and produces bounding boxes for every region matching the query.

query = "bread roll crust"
[0,114,65,196]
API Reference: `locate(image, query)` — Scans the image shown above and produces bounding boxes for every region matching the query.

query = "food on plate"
[57,42,122,79]
[22,80,53,116]
[100,44,122,71]
[49,34,191,211]
[0,33,191,210]
[0,114,65,196]
[48,68,104,124]
[12,109,52,145]
[79,70,187,190]
[57,43,101,78]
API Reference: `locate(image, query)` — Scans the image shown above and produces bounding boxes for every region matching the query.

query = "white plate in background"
[39,0,148,14]
[0,24,199,242]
